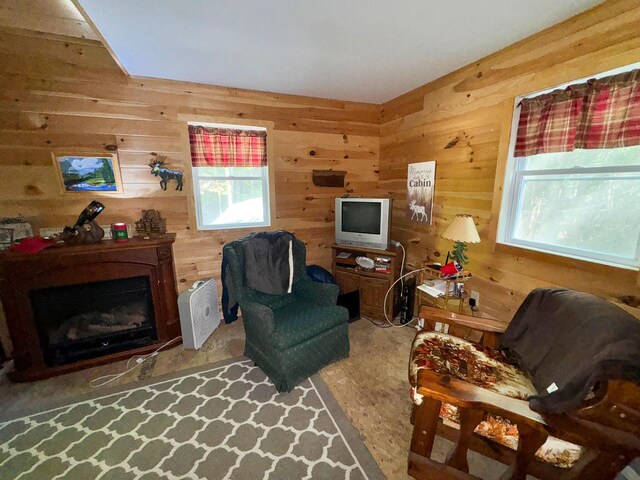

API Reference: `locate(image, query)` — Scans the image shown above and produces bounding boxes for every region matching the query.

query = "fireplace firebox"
[0,234,180,381]
[31,276,157,367]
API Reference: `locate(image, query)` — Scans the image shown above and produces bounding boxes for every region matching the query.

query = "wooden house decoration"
[135,210,167,237]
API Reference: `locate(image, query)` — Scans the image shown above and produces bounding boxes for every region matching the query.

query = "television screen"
[341,202,381,234]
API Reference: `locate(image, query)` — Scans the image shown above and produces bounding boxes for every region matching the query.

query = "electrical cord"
[89,336,182,388]
[362,315,393,328]
[382,267,429,328]
[390,240,406,290]
[398,242,406,290]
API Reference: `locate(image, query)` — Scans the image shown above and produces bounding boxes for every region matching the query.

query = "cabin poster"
[407,161,435,225]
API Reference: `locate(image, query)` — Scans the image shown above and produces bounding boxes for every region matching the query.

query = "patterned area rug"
[0,358,384,480]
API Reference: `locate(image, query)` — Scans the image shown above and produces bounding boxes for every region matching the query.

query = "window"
[192,166,269,229]
[500,147,640,268]
[499,67,640,269]
[188,124,270,230]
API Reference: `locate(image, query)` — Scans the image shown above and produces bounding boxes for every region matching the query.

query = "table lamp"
[442,214,480,268]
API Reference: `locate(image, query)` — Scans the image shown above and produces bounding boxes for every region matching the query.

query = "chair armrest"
[416,369,546,429]
[419,306,506,334]
[292,279,340,306]
[239,301,275,336]
[541,380,640,450]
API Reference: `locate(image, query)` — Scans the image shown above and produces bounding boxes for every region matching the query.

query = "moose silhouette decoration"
[149,156,184,191]
[409,200,428,222]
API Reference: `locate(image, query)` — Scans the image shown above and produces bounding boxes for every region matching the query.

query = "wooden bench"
[408,297,640,480]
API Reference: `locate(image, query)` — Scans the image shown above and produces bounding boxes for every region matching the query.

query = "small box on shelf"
[418,262,471,314]
[422,264,471,282]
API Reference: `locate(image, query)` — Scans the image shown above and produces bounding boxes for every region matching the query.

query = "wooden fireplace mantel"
[0,234,181,381]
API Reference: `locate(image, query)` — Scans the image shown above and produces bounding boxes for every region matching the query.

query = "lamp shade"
[442,214,480,243]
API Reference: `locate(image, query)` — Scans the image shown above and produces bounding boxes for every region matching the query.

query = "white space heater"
[178,278,220,350]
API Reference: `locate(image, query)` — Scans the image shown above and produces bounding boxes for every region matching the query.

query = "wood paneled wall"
[380,0,640,322]
[0,0,380,355]
[0,0,380,269]
[1,0,639,356]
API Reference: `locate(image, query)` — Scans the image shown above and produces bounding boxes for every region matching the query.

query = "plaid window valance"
[188,125,267,167]
[514,68,640,157]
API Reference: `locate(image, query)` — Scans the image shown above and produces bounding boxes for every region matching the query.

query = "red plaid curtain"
[189,126,267,167]
[514,68,640,157]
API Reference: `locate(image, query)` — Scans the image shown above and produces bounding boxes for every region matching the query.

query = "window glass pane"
[193,166,263,178]
[513,173,640,260]
[197,178,265,225]
[522,145,640,170]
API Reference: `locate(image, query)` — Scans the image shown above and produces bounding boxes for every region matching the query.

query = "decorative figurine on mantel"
[135,210,167,238]
[57,200,106,245]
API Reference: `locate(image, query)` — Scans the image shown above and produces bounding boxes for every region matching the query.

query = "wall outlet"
[469,290,480,308]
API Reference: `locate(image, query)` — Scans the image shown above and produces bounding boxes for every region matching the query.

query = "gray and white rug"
[0,358,385,480]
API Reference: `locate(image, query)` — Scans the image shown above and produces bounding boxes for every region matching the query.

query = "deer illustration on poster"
[409,200,429,222]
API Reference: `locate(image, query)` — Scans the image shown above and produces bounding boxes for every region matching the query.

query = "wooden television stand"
[331,243,402,322]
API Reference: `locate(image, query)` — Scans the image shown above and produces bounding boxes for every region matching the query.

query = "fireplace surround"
[0,234,180,381]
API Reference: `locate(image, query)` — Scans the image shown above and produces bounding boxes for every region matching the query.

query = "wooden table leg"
[500,423,547,480]
[446,407,484,473]
[410,396,442,458]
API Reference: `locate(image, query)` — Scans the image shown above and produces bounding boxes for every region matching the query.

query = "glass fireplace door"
[29,276,158,367]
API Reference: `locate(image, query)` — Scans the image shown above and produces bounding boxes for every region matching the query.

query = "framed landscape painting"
[53,153,123,194]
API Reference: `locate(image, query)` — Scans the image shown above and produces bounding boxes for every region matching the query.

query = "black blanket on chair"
[239,231,294,295]
[500,288,640,414]
[221,231,295,323]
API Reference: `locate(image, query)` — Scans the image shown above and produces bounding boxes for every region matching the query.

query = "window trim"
[497,96,640,271]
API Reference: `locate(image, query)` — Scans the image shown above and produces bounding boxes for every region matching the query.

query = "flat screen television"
[335,198,391,251]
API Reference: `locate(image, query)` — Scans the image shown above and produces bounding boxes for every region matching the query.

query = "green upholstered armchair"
[223,233,350,392]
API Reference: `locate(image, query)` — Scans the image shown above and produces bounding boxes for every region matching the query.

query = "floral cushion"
[409,331,536,399]
[474,413,584,469]
[409,331,584,469]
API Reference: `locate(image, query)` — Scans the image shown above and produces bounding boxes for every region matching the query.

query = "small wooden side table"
[417,265,471,313]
